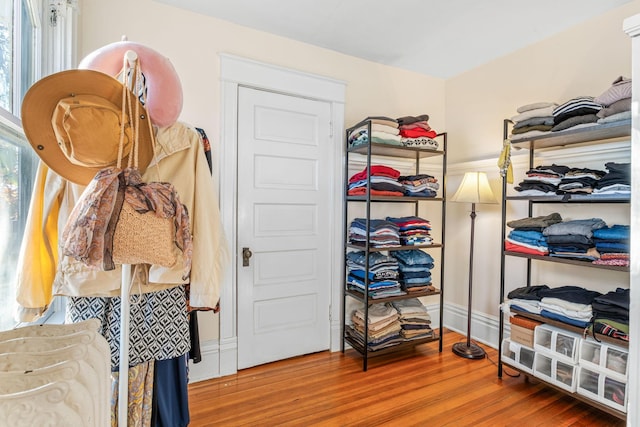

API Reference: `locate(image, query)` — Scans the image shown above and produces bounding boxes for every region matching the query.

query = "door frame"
[218,54,346,376]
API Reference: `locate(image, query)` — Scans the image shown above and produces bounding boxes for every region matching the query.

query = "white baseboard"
[188,303,501,383]
[188,340,220,383]
[443,302,500,350]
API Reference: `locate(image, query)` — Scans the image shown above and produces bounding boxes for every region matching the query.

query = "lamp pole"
[452,201,486,359]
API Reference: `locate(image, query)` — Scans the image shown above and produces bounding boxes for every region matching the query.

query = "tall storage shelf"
[341,118,447,371]
[498,118,631,420]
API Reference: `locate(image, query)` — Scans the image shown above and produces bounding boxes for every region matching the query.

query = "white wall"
[444,0,640,344]
[77,0,446,343]
[78,0,639,353]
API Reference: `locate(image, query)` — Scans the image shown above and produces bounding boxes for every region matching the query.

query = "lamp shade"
[450,171,497,204]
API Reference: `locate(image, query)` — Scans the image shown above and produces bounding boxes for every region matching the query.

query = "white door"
[237,86,332,369]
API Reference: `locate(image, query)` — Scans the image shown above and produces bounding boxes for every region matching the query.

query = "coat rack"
[117,49,138,427]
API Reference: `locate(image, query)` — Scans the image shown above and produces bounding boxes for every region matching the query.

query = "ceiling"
[155,0,631,79]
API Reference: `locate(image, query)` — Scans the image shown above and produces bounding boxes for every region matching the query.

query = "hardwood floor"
[188,329,624,426]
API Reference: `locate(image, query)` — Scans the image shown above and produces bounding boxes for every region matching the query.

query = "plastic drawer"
[534,324,581,364]
[577,366,627,413]
[501,338,535,374]
[579,338,628,381]
[533,352,578,393]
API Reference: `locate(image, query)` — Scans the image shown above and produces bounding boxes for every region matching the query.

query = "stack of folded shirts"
[390,250,436,293]
[592,225,629,267]
[347,164,404,197]
[391,298,433,340]
[504,213,562,255]
[398,173,439,197]
[349,303,403,351]
[556,167,606,195]
[506,284,550,315]
[386,216,433,246]
[542,218,606,261]
[396,114,439,150]
[509,102,557,141]
[593,162,630,195]
[346,251,404,299]
[514,164,569,195]
[551,96,602,132]
[595,76,632,125]
[591,288,629,342]
[349,218,400,248]
[348,116,401,148]
[537,285,602,328]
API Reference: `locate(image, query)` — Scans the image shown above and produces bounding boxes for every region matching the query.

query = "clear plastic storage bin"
[534,324,581,364]
[501,339,535,374]
[534,351,578,393]
[577,366,627,413]
[579,338,628,381]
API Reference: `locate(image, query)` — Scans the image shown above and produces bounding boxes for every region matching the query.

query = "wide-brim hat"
[79,41,183,128]
[21,69,153,185]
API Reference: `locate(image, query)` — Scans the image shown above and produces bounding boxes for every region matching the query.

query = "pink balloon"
[79,41,183,128]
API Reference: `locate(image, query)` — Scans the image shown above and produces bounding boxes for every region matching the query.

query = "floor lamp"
[450,171,497,359]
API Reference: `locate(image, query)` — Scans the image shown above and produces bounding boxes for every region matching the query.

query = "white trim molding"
[188,340,220,383]
[444,302,500,350]
[218,54,346,378]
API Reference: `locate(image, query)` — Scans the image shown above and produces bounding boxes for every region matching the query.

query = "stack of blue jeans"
[390,250,434,292]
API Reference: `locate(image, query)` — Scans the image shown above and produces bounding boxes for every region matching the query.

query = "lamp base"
[452,342,486,360]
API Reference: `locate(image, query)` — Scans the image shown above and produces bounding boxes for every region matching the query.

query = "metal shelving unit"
[498,118,631,421]
[340,118,447,371]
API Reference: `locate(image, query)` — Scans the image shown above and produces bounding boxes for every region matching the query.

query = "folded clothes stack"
[348,116,401,148]
[396,114,439,150]
[508,76,631,141]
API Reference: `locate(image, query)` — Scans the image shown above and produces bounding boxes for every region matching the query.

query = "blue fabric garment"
[593,224,630,241]
[401,271,432,280]
[347,274,400,290]
[404,188,437,197]
[540,309,589,328]
[152,354,190,427]
[391,250,434,265]
[397,261,434,272]
[594,242,630,252]
[404,276,432,284]
[508,230,549,247]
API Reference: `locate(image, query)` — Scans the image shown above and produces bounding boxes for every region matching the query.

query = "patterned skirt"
[66,285,190,369]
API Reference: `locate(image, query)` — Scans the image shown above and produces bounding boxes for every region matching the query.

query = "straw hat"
[79,41,183,128]
[21,69,153,185]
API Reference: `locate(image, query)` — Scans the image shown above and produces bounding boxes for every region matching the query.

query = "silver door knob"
[242,247,253,267]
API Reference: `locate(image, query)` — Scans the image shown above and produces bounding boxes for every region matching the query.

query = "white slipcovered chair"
[0,320,110,427]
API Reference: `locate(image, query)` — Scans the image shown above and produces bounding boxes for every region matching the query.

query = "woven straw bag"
[109,58,184,269]
[111,189,178,268]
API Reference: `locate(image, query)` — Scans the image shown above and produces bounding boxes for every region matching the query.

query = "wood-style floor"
[188,329,624,426]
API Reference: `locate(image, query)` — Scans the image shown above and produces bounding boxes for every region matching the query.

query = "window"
[0,0,77,330]
[0,0,40,331]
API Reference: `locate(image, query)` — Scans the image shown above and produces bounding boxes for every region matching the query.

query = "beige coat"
[15,122,229,321]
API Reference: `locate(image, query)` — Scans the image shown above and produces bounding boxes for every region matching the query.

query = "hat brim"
[21,69,154,185]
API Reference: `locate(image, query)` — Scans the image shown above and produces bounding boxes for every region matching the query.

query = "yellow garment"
[498,139,513,184]
[14,163,61,319]
[15,122,230,321]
